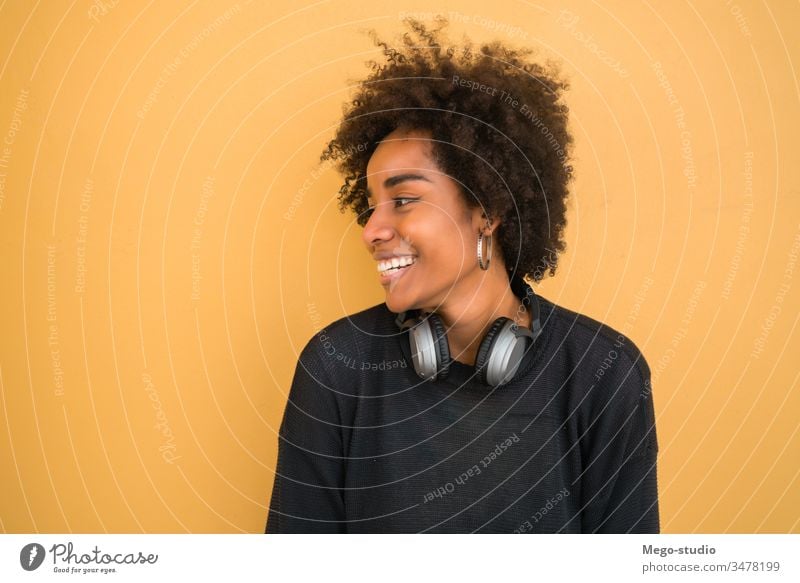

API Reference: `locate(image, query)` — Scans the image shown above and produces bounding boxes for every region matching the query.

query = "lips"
[376,255,417,273]
[378,257,416,286]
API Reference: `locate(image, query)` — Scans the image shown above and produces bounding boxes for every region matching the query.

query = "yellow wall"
[0,0,797,533]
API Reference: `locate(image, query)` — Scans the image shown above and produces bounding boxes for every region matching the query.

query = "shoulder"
[538,294,651,386]
[324,301,396,335]
[538,296,657,453]
[285,302,396,423]
[302,302,395,347]
[295,301,397,375]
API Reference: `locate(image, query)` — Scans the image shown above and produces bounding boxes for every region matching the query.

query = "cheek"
[406,209,473,265]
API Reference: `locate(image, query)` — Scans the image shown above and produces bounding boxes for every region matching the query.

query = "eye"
[394,197,418,208]
[363,197,418,221]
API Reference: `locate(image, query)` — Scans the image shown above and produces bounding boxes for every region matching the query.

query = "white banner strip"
[1,534,797,582]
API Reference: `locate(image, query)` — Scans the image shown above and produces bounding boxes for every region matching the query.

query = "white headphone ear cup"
[408,321,432,379]
[488,322,530,386]
[408,313,451,380]
[427,313,451,379]
[475,318,510,385]
[477,318,534,387]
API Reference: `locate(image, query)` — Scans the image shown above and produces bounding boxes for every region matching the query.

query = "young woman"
[266,17,659,533]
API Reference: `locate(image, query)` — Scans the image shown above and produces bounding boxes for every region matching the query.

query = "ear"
[470,206,501,234]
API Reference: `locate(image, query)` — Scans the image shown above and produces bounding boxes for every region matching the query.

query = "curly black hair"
[320,15,574,283]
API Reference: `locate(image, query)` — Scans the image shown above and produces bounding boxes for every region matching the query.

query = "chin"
[383,294,410,314]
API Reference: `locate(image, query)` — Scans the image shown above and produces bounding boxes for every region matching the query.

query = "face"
[362,127,492,314]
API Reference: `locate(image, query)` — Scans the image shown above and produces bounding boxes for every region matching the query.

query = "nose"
[361,200,396,247]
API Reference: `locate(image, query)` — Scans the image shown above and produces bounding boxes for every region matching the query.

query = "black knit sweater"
[265,286,659,533]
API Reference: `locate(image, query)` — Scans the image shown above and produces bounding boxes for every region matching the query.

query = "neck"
[422,268,532,366]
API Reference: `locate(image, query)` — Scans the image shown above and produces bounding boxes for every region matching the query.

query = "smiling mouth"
[377,256,417,277]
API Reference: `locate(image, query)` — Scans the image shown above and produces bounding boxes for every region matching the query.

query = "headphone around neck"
[394,275,543,387]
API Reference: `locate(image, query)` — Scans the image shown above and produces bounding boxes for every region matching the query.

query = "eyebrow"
[365,173,433,204]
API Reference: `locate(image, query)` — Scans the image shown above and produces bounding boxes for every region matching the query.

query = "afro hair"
[320,15,574,283]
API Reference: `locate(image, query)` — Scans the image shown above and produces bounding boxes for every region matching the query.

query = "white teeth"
[376,256,416,273]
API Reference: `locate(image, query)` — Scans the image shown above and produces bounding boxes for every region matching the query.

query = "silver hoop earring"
[477,231,492,270]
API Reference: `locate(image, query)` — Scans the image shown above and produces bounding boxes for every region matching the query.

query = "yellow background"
[1,0,798,533]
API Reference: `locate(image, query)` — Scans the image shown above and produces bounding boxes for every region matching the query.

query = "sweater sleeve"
[580,352,660,533]
[265,339,347,533]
